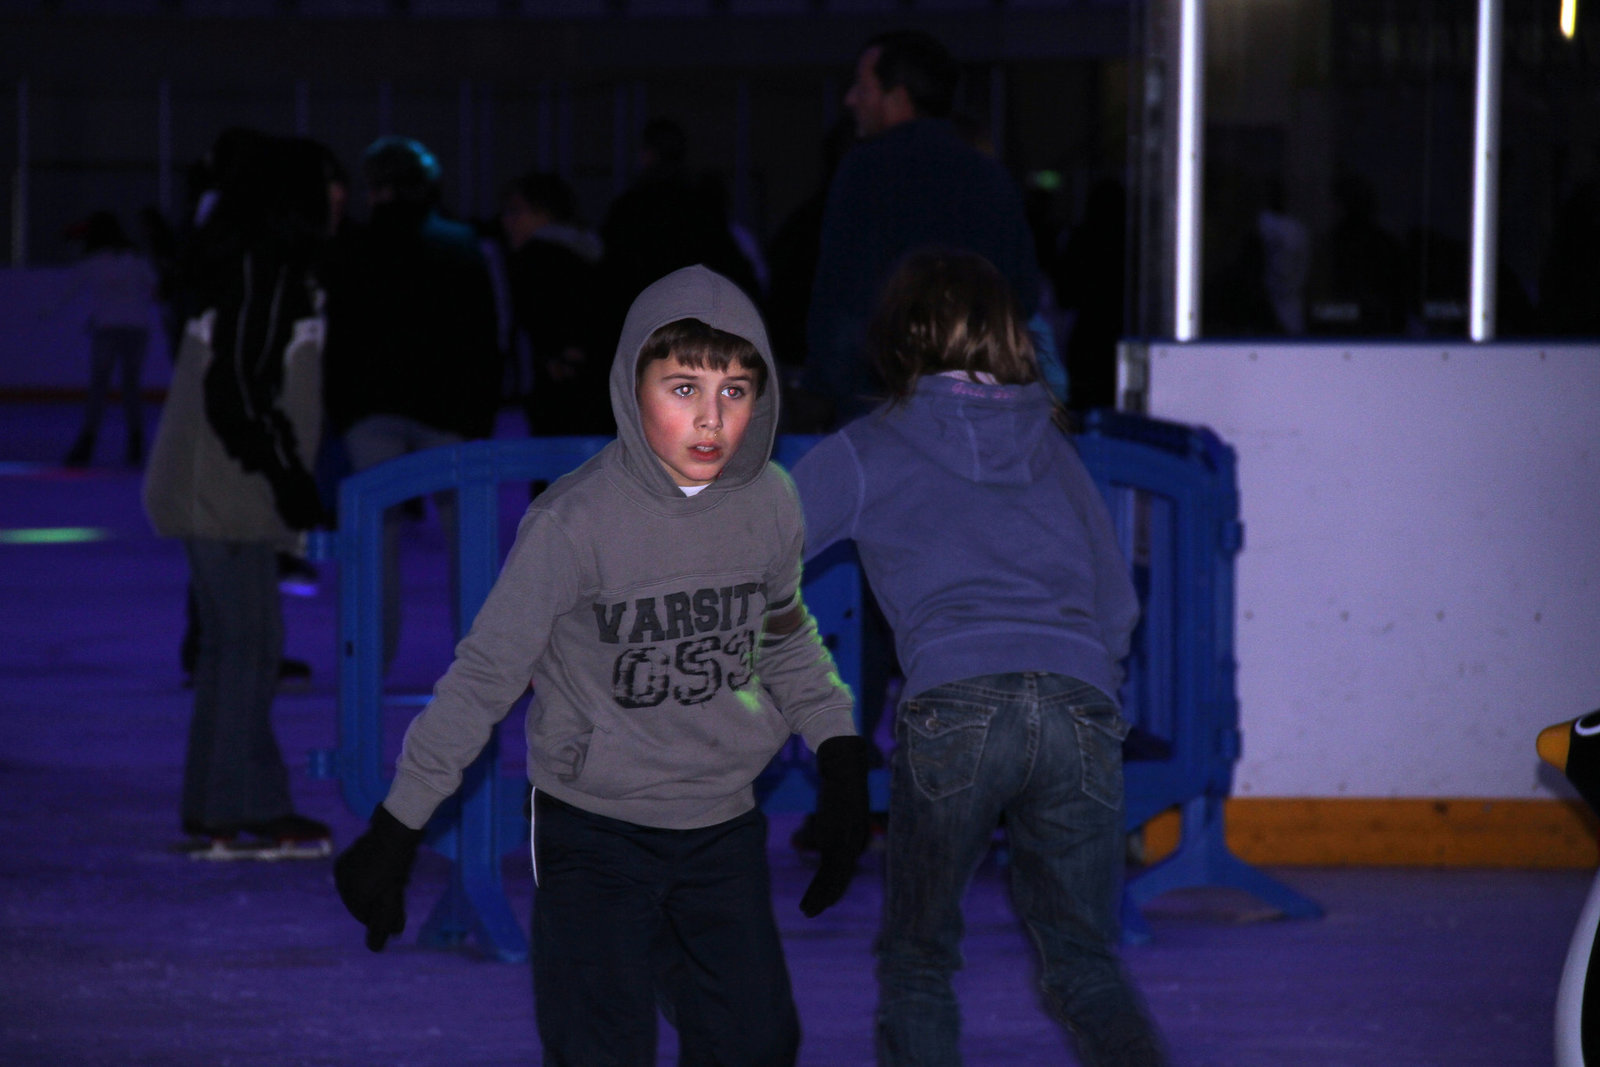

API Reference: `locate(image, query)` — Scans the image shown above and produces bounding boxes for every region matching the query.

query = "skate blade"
[181,837,332,861]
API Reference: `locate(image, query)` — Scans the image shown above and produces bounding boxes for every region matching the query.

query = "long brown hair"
[869,248,1038,403]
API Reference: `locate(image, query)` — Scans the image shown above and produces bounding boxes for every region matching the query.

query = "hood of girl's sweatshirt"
[608,265,779,501]
[881,374,1061,488]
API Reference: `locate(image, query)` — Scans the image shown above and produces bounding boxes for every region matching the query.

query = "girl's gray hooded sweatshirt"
[384,265,855,832]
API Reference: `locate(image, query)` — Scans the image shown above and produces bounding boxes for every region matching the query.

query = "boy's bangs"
[638,317,768,394]
[670,341,762,376]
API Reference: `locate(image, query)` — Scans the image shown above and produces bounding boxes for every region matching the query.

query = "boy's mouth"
[690,443,722,460]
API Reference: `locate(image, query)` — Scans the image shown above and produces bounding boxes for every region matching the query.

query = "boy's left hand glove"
[799,735,872,917]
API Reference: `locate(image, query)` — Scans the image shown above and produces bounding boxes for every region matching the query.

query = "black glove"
[265,462,327,530]
[334,805,425,952]
[799,735,872,918]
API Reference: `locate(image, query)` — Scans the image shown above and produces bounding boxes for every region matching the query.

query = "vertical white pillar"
[1173,0,1205,341]
[1470,0,1503,342]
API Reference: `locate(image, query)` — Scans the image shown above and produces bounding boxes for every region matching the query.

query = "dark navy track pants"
[531,791,801,1066]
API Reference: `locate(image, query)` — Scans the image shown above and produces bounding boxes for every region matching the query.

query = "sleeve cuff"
[382,773,454,832]
[797,704,861,755]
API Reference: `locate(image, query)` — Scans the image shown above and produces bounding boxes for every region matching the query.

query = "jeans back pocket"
[1071,706,1129,811]
[899,698,996,801]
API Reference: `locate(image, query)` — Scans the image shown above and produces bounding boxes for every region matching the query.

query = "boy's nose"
[697,401,722,432]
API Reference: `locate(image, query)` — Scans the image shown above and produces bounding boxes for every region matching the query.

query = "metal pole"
[1469,0,1503,341]
[1173,0,1204,341]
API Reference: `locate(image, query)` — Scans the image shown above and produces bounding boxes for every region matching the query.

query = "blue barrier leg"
[411,473,530,962]
[1125,794,1324,921]
[1120,885,1153,945]
[417,734,530,963]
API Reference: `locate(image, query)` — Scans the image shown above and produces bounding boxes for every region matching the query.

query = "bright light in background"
[0,527,110,545]
[1470,0,1504,341]
[1562,0,1578,39]
[1174,0,1205,341]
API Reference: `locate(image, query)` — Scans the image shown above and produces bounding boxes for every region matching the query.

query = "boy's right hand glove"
[334,805,425,952]
[799,735,872,918]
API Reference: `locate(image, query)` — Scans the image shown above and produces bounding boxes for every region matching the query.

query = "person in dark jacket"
[323,135,502,667]
[806,29,1041,426]
[499,170,611,438]
[595,117,761,359]
[142,133,339,858]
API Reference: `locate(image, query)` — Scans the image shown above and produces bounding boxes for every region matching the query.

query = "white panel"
[1149,342,1600,800]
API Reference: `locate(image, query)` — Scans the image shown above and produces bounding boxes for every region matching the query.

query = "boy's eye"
[722,385,746,399]
[672,384,696,397]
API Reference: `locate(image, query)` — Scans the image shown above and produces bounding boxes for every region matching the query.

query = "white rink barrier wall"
[1142,341,1600,801]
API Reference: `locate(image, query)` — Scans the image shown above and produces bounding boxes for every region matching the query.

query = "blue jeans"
[181,539,291,828]
[876,673,1165,1067]
[75,325,149,460]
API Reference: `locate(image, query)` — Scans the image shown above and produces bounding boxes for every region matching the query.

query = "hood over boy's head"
[610,265,779,497]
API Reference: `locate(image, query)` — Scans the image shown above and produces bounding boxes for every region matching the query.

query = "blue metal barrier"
[1077,411,1322,941]
[313,418,1318,961]
[311,437,608,962]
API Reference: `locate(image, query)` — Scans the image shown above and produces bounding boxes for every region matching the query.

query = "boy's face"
[637,355,758,488]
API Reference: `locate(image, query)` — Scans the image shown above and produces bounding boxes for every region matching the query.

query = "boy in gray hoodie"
[334,265,869,1065]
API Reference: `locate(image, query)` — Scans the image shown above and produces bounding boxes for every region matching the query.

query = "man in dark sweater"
[799,30,1046,795]
[805,29,1041,425]
[325,136,500,448]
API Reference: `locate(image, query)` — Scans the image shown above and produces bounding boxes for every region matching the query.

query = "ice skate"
[179,815,332,861]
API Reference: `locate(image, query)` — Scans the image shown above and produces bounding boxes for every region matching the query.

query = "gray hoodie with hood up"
[384,265,856,832]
